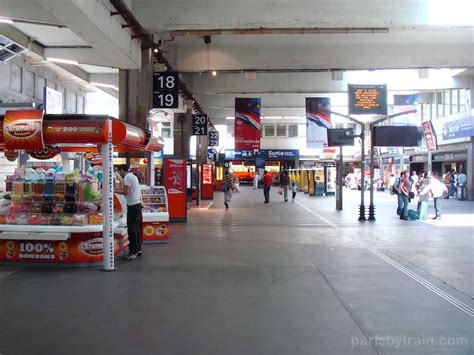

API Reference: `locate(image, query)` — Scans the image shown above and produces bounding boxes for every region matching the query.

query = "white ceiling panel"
[12,23,88,46]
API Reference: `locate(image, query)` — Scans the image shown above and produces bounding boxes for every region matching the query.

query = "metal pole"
[368,123,376,220]
[196,135,201,206]
[336,146,343,210]
[359,125,366,220]
[102,119,115,271]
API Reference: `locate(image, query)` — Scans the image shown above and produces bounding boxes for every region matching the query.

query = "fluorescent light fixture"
[153,48,158,53]
[283,116,302,119]
[46,57,79,65]
[225,116,235,120]
[0,18,14,24]
[263,116,283,119]
[90,82,119,90]
[211,70,217,76]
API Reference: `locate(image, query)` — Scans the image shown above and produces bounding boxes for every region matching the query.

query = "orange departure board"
[348,84,387,115]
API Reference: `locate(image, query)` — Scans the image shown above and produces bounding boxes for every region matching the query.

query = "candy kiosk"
[0,110,164,270]
[140,185,169,243]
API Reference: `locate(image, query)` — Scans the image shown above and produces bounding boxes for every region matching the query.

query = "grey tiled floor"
[0,187,472,355]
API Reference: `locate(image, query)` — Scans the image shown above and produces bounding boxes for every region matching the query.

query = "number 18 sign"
[153,72,179,109]
[192,114,208,135]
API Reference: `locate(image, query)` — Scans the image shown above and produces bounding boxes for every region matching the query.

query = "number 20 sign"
[192,114,208,135]
[153,72,179,109]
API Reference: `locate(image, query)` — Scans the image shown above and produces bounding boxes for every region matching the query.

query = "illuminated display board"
[348,84,387,115]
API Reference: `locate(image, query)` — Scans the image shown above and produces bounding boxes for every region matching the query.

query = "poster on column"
[306,98,331,148]
[235,98,261,150]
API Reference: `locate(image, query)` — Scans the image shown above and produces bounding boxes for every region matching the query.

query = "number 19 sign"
[153,72,179,109]
[192,114,208,135]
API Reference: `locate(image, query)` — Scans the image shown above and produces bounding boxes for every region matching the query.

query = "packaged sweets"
[55,183,65,194]
[27,214,41,225]
[23,182,32,194]
[72,214,87,226]
[32,182,45,195]
[88,213,103,225]
[31,202,42,213]
[12,182,23,194]
[6,214,17,224]
[61,215,73,226]
[41,202,53,214]
[0,214,6,224]
[50,215,62,225]
[39,215,51,225]
[11,195,22,204]
[21,193,33,202]
[17,214,28,225]
[52,203,64,213]
[63,203,77,214]
[54,193,65,202]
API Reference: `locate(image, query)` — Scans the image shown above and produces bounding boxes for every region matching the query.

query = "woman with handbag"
[222,169,234,209]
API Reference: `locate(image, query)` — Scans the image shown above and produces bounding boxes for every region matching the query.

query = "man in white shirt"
[117,164,143,260]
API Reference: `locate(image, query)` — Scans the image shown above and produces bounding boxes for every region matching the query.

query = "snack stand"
[0,110,164,269]
[141,185,169,243]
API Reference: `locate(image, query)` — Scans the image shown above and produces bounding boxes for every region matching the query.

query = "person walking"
[291,179,298,202]
[417,170,429,220]
[281,170,290,202]
[399,170,411,220]
[457,170,467,200]
[117,164,143,260]
[263,170,272,203]
[421,171,447,220]
[253,172,259,190]
[223,169,234,209]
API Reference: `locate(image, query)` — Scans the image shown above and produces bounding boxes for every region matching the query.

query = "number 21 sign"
[192,114,208,135]
[153,72,179,109]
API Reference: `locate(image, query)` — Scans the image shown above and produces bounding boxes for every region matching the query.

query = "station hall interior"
[0,1,473,354]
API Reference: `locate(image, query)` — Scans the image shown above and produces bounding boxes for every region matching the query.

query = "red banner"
[26,145,60,160]
[164,158,187,221]
[235,98,261,150]
[421,121,437,151]
[3,110,44,150]
[0,232,128,264]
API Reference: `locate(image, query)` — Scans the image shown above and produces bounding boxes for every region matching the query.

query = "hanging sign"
[235,98,261,150]
[4,150,18,162]
[83,152,102,165]
[192,114,208,135]
[202,164,213,184]
[27,146,60,160]
[348,84,387,115]
[152,72,179,109]
[306,97,331,148]
[421,121,437,151]
[3,109,45,150]
[208,130,219,146]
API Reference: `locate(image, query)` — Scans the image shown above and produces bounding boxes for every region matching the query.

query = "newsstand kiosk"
[0,110,164,269]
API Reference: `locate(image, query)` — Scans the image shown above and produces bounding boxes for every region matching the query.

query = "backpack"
[408,209,418,220]
[391,178,401,195]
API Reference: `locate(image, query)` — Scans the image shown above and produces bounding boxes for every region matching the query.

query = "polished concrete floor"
[0,187,473,355]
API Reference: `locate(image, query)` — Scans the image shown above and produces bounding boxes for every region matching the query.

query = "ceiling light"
[153,48,158,53]
[283,116,301,119]
[0,18,14,24]
[263,116,283,119]
[225,116,235,120]
[211,70,217,76]
[46,57,79,65]
[90,82,119,90]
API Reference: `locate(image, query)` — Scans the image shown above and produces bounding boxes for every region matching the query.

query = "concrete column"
[173,100,193,158]
[119,48,153,129]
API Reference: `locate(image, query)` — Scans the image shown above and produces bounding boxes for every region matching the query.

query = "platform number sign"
[192,114,208,135]
[153,72,179,109]
[208,131,219,146]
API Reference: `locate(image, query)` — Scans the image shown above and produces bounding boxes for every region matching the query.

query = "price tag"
[153,72,179,109]
[208,131,219,146]
[192,114,208,136]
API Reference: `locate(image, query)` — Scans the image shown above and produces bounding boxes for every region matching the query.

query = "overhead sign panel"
[442,116,474,141]
[348,84,387,115]
[373,126,422,147]
[306,97,331,148]
[208,130,219,146]
[234,97,261,150]
[152,72,179,109]
[327,128,354,147]
[192,114,208,135]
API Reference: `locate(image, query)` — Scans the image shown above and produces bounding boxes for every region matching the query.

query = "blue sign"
[224,149,255,160]
[442,117,474,140]
[258,149,300,160]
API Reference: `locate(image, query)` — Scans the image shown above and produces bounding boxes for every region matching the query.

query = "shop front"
[432,151,468,177]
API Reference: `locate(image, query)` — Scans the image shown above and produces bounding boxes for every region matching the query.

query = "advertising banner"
[225,149,255,160]
[235,98,261,150]
[258,149,300,160]
[3,109,45,150]
[164,158,187,221]
[442,116,474,141]
[0,233,128,264]
[421,121,437,151]
[44,119,105,145]
[202,164,213,184]
[306,97,331,148]
[27,145,61,160]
